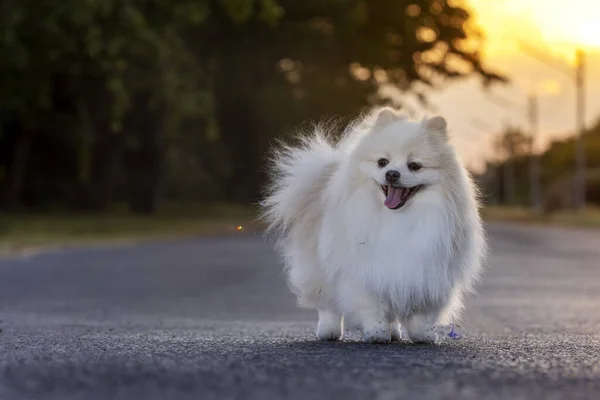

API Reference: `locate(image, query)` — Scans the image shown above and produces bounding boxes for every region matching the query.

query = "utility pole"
[503,119,516,206]
[575,49,586,210]
[528,95,542,212]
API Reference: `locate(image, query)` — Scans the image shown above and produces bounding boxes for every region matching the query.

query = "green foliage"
[0,0,280,129]
[0,0,505,212]
[480,119,600,208]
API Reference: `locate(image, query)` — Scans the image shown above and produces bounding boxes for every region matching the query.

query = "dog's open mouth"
[381,185,422,210]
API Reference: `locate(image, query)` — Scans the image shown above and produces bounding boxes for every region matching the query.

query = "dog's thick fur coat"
[260,107,486,343]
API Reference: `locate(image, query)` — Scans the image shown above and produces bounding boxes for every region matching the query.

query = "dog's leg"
[316,309,343,341]
[338,279,390,343]
[389,317,403,341]
[404,311,439,344]
[361,314,392,344]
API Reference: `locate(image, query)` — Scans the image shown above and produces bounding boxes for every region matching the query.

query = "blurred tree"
[477,118,600,209]
[491,127,531,205]
[199,0,505,202]
[0,0,275,212]
[492,128,531,160]
[0,0,506,212]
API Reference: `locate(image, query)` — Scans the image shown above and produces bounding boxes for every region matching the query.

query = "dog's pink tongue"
[384,187,403,209]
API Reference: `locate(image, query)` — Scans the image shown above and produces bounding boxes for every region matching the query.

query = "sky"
[408,0,600,172]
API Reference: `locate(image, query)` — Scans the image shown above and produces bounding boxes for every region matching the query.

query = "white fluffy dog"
[260,107,486,344]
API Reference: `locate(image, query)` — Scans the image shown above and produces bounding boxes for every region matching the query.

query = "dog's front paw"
[362,324,391,344]
[390,321,403,342]
[316,309,343,341]
[407,327,438,344]
[406,313,440,344]
[316,327,343,341]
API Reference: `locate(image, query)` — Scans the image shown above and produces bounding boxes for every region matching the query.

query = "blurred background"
[0,0,599,249]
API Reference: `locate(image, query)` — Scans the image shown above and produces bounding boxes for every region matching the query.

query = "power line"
[518,41,572,77]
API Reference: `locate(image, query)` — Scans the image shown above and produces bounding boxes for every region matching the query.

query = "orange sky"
[467,0,600,61]
[414,0,600,171]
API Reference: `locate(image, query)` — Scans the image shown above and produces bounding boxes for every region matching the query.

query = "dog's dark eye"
[377,158,389,168]
[408,162,422,172]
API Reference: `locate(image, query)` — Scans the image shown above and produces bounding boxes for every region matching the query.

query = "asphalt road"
[0,223,599,400]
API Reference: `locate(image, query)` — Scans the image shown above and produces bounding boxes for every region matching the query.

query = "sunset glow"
[466,0,600,63]
[427,1,600,172]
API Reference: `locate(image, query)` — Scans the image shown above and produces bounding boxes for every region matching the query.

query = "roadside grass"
[0,203,260,256]
[482,205,600,228]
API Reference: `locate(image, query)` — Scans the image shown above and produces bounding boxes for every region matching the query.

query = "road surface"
[0,223,599,399]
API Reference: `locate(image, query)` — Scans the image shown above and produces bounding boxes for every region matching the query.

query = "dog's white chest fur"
[318,185,459,319]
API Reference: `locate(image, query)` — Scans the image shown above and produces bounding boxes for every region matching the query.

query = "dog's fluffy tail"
[259,127,338,243]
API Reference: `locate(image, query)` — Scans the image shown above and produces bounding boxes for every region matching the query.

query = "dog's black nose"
[385,170,400,182]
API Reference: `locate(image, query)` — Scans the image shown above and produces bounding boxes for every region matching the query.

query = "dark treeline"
[0,0,504,214]
[478,118,600,211]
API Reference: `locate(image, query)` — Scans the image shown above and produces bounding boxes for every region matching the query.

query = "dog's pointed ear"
[373,107,400,130]
[423,115,448,138]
